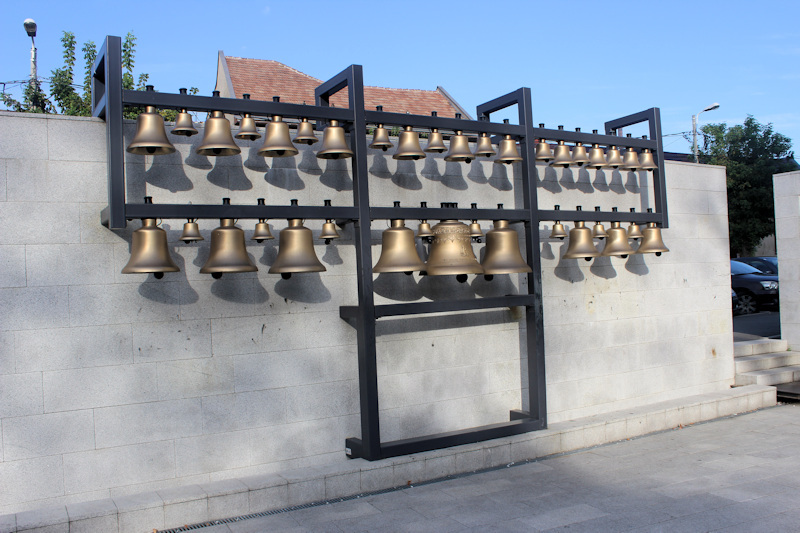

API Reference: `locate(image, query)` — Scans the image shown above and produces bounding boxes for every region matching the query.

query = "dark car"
[732,256,779,275]
[732,289,740,315]
[731,260,779,314]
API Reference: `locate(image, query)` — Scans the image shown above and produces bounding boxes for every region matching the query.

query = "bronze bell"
[637,216,669,256]
[605,145,623,168]
[592,206,607,240]
[586,144,608,169]
[369,119,393,151]
[474,132,496,158]
[425,113,447,153]
[621,136,641,171]
[258,99,299,157]
[495,134,523,164]
[549,205,568,240]
[563,208,600,261]
[196,107,241,157]
[269,220,327,279]
[317,119,354,159]
[601,221,636,258]
[468,203,483,242]
[551,141,573,168]
[481,218,532,280]
[171,88,198,137]
[417,202,434,241]
[294,118,318,145]
[252,198,274,243]
[235,94,261,141]
[373,207,426,274]
[445,130,473,163]
[639,145,657,171]
[122,199,180,279]
[627,208,644,240]
[319,200,340,244]
[200,200,258,278]
[535,140,554,162]
[571,128,589,166]
[127,92,176,156]
[179,219,204,243]
[425,203,484,282]
[394,126,426,160]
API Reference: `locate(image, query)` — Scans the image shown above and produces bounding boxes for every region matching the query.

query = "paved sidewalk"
[184,404,800,532]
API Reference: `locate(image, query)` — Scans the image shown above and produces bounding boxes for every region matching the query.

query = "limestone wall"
[0,111,733,514]
[774,171,800,349]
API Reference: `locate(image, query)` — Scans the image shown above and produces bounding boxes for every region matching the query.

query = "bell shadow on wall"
[559,167,577,190]
[392,160,422,190]
[298,149,323,176]
[625,252,649,276]
[206,154,253,191]
[625,171,640,193]
[467,161,489,185]
[608,169,626,194]
[590,254,617,279]
[540,238,557,261]
[553,242,586,283]
[575,167,595,194]
[184,136,214,170]
[420,156,442,183]
[471,273,517,298]
[373,272,424,302]
[211,274,269,304]
[370,153,392,179]
[593,169,610,192]
[321,243,344,266]
[488,163,513,191]
[319,158,353,191]
[266,156,305,191]
[538,165,561,194]
[243,145,269,172]
[274,272,331,303]
[145,150,193,192]
[440,161,468,190]
[417,274,476,301]
[257,240,279,267]
[375,310,509,336]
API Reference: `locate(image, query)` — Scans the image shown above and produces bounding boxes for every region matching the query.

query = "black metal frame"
[91,35,667,461]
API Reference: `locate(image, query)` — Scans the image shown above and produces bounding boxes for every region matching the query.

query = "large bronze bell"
[563,209,600,261]
[425,113,447,153]
[445,130,473,163]
[474,132,496,158]
[171,89,198,137]
[481,219,532,280]
[627,208,644,240]
[605,145,623,168]
[369,115,393,151]
[127,92,176,155]
[122,200,180,279]
[317,119,354,159]
[196,107,241,157]
[179,219,204,243]
[639,146,657,171]
[601,219,636,258]
[235,94,261,141]
[258,104,299,157]
[394,126,426,160]
[495,132,523,164]
[551,140,573,168]
[252,198,274,243]
[373,210,426,275]
[294,118,318,145]
[269,221,326,279]
[636,216,669,256]
[200,201,258,278]
[425,203,483,282]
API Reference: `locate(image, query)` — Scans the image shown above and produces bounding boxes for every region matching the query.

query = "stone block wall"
[0,110,733,514]
[774,170,800,349]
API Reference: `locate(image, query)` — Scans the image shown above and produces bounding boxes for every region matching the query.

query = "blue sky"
[2,0,798,155]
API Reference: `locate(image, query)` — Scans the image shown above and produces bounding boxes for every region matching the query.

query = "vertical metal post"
[518,89,547,425]
[649,108,668,228]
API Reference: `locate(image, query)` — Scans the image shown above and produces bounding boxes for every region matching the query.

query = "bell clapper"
[456,274,468,284]
[281,273,292,280]
[484,275,494,282]
[212,273,223,279]
[153,272,164,280]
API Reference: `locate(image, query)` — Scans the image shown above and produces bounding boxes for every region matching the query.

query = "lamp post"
[23,19,37,84]
[692,102,720,163]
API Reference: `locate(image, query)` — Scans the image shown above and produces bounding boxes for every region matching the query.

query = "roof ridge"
[364,85,438,94]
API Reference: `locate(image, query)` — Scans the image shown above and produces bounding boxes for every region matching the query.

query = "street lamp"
[692,102,720,163]
[23,19,37,84]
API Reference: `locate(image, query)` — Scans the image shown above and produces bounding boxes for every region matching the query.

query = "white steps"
[734,338,800,386]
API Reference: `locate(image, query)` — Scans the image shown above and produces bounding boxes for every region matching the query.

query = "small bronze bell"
[317,119,354,159]
[196,97,241,156]
[373,204,426,274]
[474,132,496,158]
[425,113,447,153]
[259,99,299,157]
[627,208,644,240]
[127,88,176,155]
[571,128,589,166]
[235,94,261,141]
[417,202,434,241]
[394,125,426,160]
[171,88,198,137]
[549,205,568,240]
[468,203,483,242]
[639,138,657,171]
[445,131,473,163]
[551,141,573,168]
[369,109,393,151]
[601,220,636,258]
[481,217,532,280]
[621,136,641,171]
[636,211,669,256]
[252,198,274,243]
[495,126,522,164]
[425,203,484,282]
[605,145,623,168]
[294,118,318,145]
[122,198,179,279]
[563,208,600,261]
[200,199,257,278]
[586,138,608,169]
[592,206,607,240]
[319,200,340,244]
[179,219,204,243]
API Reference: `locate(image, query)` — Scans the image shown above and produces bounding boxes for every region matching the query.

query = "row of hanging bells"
[122,198,333,280]
[535,126,657,171]
[548,206,669,261]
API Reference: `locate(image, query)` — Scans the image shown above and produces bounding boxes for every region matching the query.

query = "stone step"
[735,365,800,386]
[735,351,800,373]
[734,338,788,357]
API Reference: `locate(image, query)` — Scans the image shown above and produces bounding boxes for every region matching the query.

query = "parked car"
[731,260,779,314]
[732,256,779,275]
[732,289,740,315]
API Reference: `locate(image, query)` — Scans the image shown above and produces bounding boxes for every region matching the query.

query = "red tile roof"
[223,56,463,118]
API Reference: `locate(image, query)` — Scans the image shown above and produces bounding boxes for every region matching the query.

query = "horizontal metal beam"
[370,206,530,223]
[532,128,657,149]
[538,209,665,224]
[605,108,658,133]
[364,111,525,136]
[476,88,527,119]
[123,203,359,221]
[340,294,537,320]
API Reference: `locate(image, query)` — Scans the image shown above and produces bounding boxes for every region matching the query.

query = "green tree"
[697,116,797,256]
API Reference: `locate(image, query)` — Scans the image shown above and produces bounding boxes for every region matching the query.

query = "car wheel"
[737,292,757,314]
